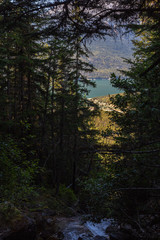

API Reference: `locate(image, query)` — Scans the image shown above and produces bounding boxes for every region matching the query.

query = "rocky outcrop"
[0,216,36,240]
[106,222,135,240]
[0,202,61,240]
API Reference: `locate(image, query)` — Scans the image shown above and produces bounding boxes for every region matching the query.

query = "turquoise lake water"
[86,78,122,98]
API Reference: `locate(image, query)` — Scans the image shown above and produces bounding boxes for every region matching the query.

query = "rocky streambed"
[0,208,118,240]
[0,203,134,240]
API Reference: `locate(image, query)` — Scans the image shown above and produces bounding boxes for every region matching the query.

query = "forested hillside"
[0,1,160,240]
[87,36,133,78]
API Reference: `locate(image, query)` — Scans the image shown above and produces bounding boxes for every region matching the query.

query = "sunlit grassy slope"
[90,94,119,145]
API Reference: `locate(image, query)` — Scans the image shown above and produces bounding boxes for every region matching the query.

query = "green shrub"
[58,184,77,206]
[0,202,22,224]
[79,173,112,218]
[0,138,39,202]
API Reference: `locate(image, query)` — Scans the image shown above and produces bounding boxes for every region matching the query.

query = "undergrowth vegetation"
[0,138,39,202]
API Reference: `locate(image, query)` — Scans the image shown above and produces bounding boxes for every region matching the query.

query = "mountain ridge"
[86,35,133,78]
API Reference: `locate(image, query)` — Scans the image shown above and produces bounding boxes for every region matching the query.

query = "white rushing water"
[85,219,111,237]
[56,216,111,240]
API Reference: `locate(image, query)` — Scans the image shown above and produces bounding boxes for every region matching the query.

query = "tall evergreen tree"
[102,1,160,238]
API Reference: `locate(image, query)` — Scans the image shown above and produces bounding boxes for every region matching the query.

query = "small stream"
[55,216,111,240]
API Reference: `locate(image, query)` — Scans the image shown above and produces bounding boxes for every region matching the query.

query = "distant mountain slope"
[86,36,133,78]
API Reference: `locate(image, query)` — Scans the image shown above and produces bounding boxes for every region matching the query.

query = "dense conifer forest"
[0,1,160,239]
